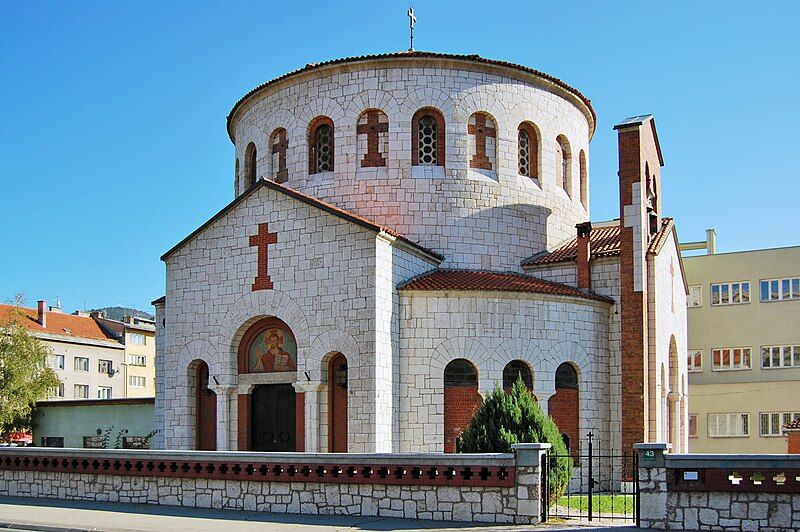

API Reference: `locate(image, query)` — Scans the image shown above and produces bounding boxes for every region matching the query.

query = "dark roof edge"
[151,296,165,306]
[37,397,155,408]
[226,51,596,141]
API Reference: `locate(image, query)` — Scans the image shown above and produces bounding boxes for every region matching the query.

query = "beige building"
[95,315,156,398]
[682,234,800,453]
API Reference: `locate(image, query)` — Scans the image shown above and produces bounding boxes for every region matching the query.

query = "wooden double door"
[251,384,296,452]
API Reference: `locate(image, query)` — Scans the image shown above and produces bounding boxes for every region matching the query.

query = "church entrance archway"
[251,384,296,452]
[194,360,217,451]
[327,353,348,452]
[443,358,480,453]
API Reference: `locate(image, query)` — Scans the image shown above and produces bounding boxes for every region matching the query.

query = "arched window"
[356,109,389,168]
[556,135,571,196]
[270,128,288,183]
[244,142,257,189]
[412,108,445,166]
[468,112,497,171]
[444,359,478,387]
[579,150,587,208]
[503,360,533,391]
[518,123,539,179]
[443,358,480,453]
[308,117,334,174]
[555,362,578,389]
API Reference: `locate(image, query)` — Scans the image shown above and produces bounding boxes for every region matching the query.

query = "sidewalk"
[0,496,645,531]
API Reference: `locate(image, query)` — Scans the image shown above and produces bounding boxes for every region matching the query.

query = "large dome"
[228,52,595,270]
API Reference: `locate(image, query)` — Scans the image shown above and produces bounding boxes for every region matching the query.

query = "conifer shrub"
[458,377,572,503]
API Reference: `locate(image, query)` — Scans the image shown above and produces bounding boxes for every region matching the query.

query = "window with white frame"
[53,354,65,370]
[129,354,147,366]
[761,345,800,369]
[687,285,702,308]
[712,347,751,371]
[760,412,800,436]
[53,382,65,398]
[74,357,89,372]
[708,413,749,437]
[760,277,800,302]
[98,359,113,374]
[688,414,698,438]
[129,376,146,388]
[73,384,89,399]
[687,350,702,372]
[98,386,112,399]
[129,332,146,345]
[711,281,750,305]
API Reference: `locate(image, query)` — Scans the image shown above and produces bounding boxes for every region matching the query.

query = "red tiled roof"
[0,304,116,342]
[398,269,614,304]
[523,218,674,267]
[161,179,444,262]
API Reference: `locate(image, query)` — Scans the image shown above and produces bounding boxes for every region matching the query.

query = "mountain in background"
[88,306,154,321]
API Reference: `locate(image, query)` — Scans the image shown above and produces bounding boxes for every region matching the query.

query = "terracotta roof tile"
[398,269,614,304]
[523,218,673,267]
[0,304,117,342]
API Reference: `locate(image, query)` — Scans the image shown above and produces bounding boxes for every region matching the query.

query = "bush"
[458,377,572,503]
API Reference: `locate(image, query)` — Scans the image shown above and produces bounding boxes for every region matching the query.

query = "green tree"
[0,306,60,436]
[458,377,572,503]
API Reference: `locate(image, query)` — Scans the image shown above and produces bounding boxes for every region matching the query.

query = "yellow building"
[682,233,800,453]
[95,315,156,398]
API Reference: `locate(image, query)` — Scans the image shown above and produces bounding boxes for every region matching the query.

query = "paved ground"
[0,496,648,531]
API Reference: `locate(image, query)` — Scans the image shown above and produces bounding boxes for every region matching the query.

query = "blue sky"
[1,1,798,313]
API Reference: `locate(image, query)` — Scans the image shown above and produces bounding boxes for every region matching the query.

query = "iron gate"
[540,432,639,525]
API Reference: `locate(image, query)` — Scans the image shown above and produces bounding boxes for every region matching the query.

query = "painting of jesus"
[248,326,297,373]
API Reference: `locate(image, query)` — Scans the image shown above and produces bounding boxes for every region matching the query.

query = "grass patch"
[555,494,634,515]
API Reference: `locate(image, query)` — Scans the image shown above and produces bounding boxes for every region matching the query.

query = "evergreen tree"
[459,377,572,503]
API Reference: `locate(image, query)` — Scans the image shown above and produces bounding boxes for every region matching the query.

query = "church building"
[152,52,689,456]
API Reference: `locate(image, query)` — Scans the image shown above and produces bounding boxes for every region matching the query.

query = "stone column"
[511,442,551,523]
[294,381,323,453]
[212,384,237,451]
[633,442,670,529]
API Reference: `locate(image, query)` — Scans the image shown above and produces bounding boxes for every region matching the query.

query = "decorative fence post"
[633,442,671,529]
[511,443,551,523]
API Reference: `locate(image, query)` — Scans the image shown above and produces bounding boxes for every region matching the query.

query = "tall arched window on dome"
[411,108,445,166]
[556,135,572,197]
[579,150,588,209]
[518,122,539,180]
[468,112,497,172]
[308,117,334,174]
[244,142,257,189]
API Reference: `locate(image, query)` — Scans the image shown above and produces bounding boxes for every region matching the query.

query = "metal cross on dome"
[408,7,416,52]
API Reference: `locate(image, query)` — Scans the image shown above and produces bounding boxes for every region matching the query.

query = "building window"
[708,413,749,437]
[41,437,64,447]
[760,277,800,302]
[74,384,89,399]
[688,414,697,438]
[712,347,751,371]
[711,281,750,305]
[760,412,800,437]
[467,112,497,171]
[129,333,146,345]
[687,350,702,372]
[52,382,65,398]
[98,386,112,399]
[502,360,533,390]
[518,122,538,179]
[443,359,478,387]
[129,354,147,366]
[555,135,572,196]
[83,436,104,448]
[270,127,289,182]
[74,357,89,372]
[308,117,334,174]
[98,359,113,374]
[579,150,588,208]
[411,108,445,166]
[244,142,257,189]
[761,345,800,369]
[687,285,703,308]
[53,354,65,370]
[129,376,146,388]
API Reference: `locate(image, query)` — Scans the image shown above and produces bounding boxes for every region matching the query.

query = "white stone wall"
[153,301,165,449]
[397,291,612,453]
[230,59,592,271]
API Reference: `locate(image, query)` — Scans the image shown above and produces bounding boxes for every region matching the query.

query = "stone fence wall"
[635,443,800,531]
[0,444,549,524]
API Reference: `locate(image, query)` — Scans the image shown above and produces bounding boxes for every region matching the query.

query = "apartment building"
[94,315,156,397]
[682,233,800,453]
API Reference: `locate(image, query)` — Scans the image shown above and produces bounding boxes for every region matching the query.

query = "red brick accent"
[295,391,305,452]
[195,362,217,451]
[786,429,800,454]
[237,393,250,451]
[548,388,578,453]
[327,353,348,452]
[443,386,481,453]
[468,113,496,170]
[411,108,445,166]
[248,223,278,291]
[356,110,388,168]
[576,222,592,290]
[270,128,288,183]
[308,116,334,174]
[518,122,539,179]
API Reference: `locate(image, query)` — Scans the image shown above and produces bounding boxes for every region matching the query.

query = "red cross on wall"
[356,110,389,167]
[249,223,278,291]
[271,130,288,183]
[468,114,496,170]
